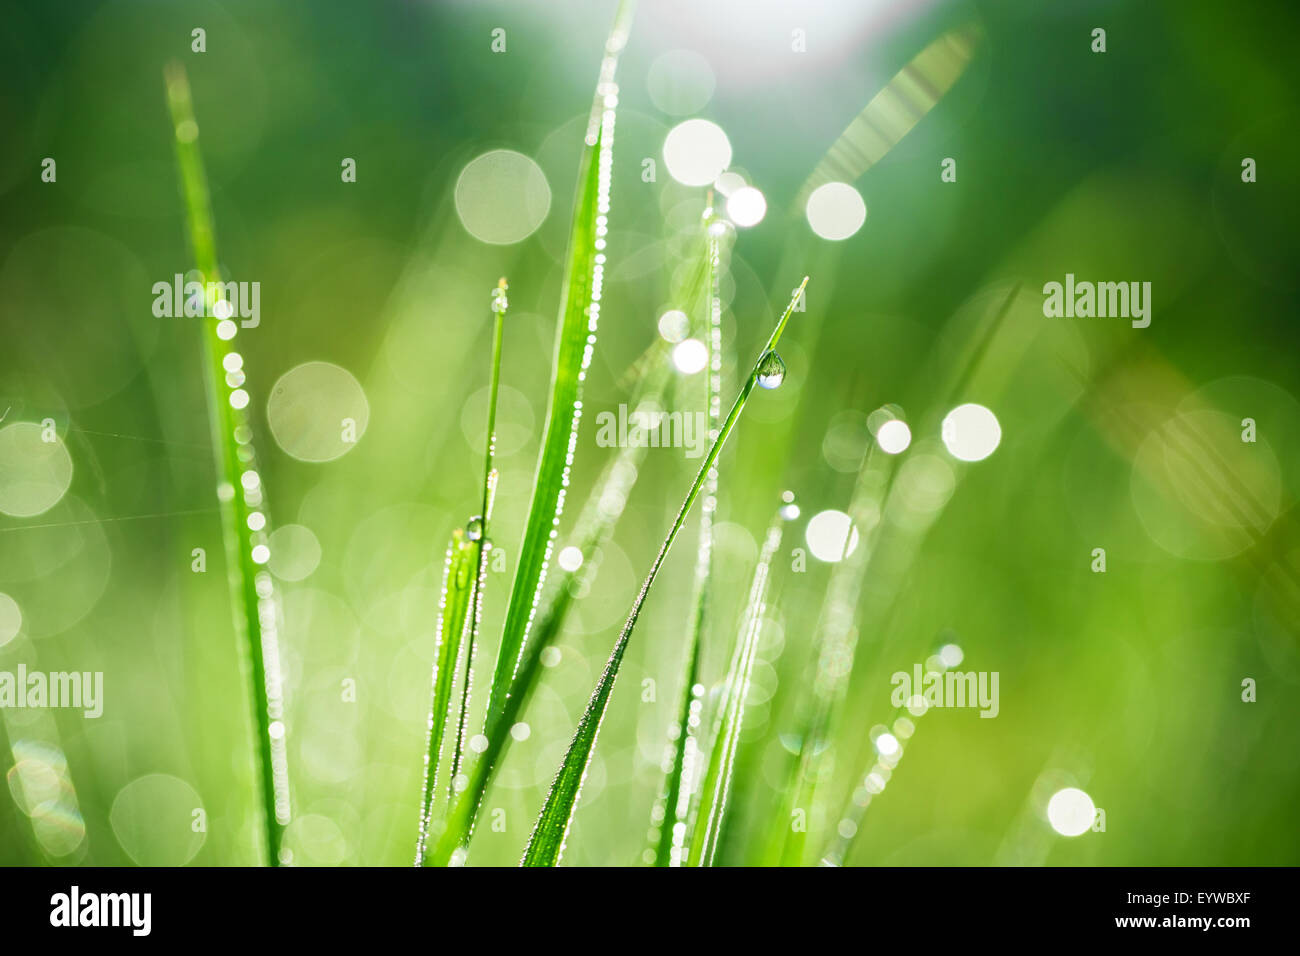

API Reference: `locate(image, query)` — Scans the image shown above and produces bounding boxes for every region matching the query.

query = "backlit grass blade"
[818,651,946,867]
[522,279,809,867]
[428,344,672,865]
[777,440,890,865]
[688,497,792,867]
[647,211,724,867]
[433,576,570,868]
[164,61,290,867]
[796,24,979,205]
[414,527,478,865]
[450,280,507,787]
[485,0,634,722]
[416,281,507,865]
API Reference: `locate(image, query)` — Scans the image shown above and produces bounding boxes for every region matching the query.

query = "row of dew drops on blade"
[503,52,619,688]
[207,280,293,852]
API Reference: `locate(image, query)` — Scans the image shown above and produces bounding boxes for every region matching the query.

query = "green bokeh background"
[0,0,1297,866]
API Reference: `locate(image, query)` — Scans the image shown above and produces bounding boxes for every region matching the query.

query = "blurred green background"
[0,0,1297,866]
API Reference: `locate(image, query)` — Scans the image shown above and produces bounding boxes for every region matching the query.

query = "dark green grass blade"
[522,279,809,867]
[164,61,290,866]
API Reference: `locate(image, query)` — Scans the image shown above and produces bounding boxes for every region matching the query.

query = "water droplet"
[756,350,786,389]
[779,491,800,521]
[466,516,484,541]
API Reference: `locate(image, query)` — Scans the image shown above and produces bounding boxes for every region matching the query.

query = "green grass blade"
[434,578,568,867]
[163,61,290,866]
[416,282,507,865]
[449,281,508,787]
[777,441,889,865]
[414,527,479,864]
[426,354,669,865]
[485,2,634,721]
[649,637,702,867]
[819,701,920,867]
[647,215,723,867]
[819,645,959,866]
[688,499,790,867]
[522,279,809,867]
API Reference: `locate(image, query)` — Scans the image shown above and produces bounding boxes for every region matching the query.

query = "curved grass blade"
[688,497,791,866]
[164,61,290,866]
[522,278,810,867]
[485,0,634,721]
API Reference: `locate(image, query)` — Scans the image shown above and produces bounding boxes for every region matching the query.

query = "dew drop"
[756,350,786,390]
[466,516,484,541]
[491,278,509,314]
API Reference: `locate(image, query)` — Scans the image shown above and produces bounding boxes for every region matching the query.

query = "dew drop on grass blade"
[522,279,809,867]
[163,61,290,867]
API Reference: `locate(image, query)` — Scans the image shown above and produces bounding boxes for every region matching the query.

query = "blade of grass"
[416,281,507,865]
[427,349,672,865]
[485,0,634,722]
[414,527,478,864]
[688,496,792,866]
[163,61,290,866]
[776,503,874,861]
[449,280,508,787]
[647,208,724,867]
[775,439,891,865]
[818,653,943,867]
[521,278,810,867]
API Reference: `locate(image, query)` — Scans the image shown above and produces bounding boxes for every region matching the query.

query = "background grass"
[0,0,1297,866]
